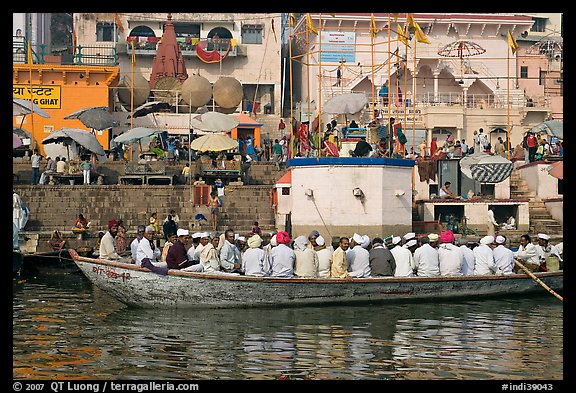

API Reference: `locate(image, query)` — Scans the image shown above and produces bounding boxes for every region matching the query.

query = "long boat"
[69,249,563,309]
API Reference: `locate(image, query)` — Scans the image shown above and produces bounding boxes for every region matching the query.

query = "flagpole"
[288,17,294,160]
[131,40,135,160]
[507,43,511,160]
[318,13,323,155]
[403,22,408,156]
[387,14,392,156]
[27,40,36,152]
[371,14,375,125]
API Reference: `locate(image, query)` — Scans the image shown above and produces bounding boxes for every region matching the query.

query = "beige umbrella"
[189,111,239,132]
[547,161,563,180]
[189,133,238,152]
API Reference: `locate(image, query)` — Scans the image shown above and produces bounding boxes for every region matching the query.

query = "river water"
[13,271,563,381]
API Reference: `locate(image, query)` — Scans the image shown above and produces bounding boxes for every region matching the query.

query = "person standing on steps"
[209,192,221,231]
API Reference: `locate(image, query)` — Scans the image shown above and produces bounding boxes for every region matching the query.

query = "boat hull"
[69,249,563,309]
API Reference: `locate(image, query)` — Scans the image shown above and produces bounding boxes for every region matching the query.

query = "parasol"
[113,126,162,154]
[13,127,32,139]
[189,133,239,152]
[189,111,239,132]
[323,93,368,115]
[437,40,485,81]
[529,120,563,139]
[460,153,513,184]
[42,128,106,156]
[128,101,173,119]
[13,134,23,149]
[64,106,119,131]
[13,98,51,118]
[547,160,563,180]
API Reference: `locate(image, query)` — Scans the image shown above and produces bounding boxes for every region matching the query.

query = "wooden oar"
[515,260,563,302]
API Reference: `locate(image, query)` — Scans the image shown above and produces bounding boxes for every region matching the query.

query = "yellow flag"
[306,13,318,35]
[131,40,136,66]
[370,13,377,38]
[406,13,415,28]
[392,13,400,22]
[413,21,430,44]
[397,24,410,47]
[507,30,519,54]
[27,40,33,65]
[289,13,296,27]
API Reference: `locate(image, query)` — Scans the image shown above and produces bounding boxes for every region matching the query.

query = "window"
[531,18,546,33]
[242,24,263,44]
[539,68,545,86]
[520,66,528,79]
[96,22,116,42]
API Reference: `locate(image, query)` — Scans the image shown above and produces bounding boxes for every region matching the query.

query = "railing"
[13,37,118,66]
[125,36,237,57]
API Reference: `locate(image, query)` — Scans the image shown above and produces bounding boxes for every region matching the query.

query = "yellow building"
[13,64,119,156]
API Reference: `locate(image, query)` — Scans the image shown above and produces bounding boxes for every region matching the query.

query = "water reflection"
[13,274,563,380]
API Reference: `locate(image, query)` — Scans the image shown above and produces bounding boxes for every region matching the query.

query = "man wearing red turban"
[99,219,121,260]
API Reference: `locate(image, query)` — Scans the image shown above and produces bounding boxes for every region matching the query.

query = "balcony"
[13,37,118,66]
[124,36,239,58]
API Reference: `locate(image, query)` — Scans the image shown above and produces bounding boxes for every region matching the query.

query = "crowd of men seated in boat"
[96,219,563,278]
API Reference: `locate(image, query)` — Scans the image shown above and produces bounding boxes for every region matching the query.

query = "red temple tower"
[149,13,188,89]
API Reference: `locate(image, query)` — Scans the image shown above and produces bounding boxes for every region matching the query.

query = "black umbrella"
[64,106,119,131]
[128,101,173,119]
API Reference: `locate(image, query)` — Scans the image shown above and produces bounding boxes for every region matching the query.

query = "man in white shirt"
[534,233,562,271]
[136,225,165,267]
[346,233,371,278]
[314,235,333,278]
[242,234,268,277]
[457,237,476,276]
[492,235,515,275]
[473,235,497,275]
[414,234,440,277]
[437,230,463,276]
[219,229,242,273]
[270,231,295,278]
[390,236,415,277]
[513,234,540,272]
[130,225,146,262]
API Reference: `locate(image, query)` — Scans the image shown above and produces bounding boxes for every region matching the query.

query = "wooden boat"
[69,249,563,309]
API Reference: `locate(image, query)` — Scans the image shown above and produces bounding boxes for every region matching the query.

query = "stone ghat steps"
[15,184,276,233]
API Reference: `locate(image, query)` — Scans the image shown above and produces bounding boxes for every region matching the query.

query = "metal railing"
[13,37,118,66]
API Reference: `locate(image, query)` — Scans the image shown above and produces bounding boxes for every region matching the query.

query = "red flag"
[271,19,277,43]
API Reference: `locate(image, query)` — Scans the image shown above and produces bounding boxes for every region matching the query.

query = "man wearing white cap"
[262,233,277,272]
[535,233,562,263]
[186,232,202,262]
[413,234,440,277]
[346,233,371,278]
[493,235,515,275]
[188,232,208,262]
[457,237,476,276]
[473,235,497,275]
[389,236,415,277]
[402,232,416,248]
[136,225,164,267]
[513,234,540,272]
[536,233,562,270]
[314,235,333,278]
[242,234,269,276]
[167,229,202,271]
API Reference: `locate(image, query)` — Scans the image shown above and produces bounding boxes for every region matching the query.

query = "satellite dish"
[181,74,213,108]
[117,73,151,108]
[212,77,243,109]
[521,31,529,38]
[153,76,182,105]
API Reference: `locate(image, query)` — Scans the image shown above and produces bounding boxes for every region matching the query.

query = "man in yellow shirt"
[331,237,352,279]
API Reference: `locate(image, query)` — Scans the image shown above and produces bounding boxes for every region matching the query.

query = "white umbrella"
[114,127,161,145]
[42,128,106,156]
[323,93,368,115]
[13,98,51,118]
[189,133,239,152]
[189,111,239,132]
